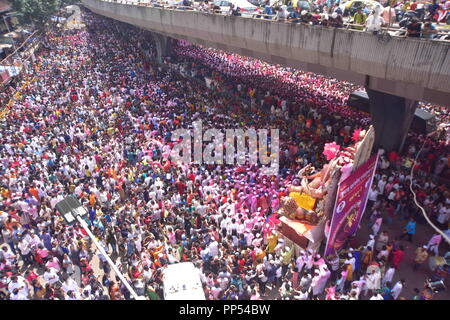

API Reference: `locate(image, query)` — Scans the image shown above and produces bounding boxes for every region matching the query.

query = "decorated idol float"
[273,126,377,254]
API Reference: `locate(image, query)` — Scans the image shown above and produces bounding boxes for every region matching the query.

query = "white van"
[162,262,206,300]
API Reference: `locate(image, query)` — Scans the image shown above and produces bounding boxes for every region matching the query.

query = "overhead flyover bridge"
[81,0,450,152]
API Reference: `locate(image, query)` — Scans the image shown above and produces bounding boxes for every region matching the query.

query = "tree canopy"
[11,0,78,27]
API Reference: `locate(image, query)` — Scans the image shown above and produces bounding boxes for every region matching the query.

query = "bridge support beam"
[150,33,171,64]
[366,89,417,153]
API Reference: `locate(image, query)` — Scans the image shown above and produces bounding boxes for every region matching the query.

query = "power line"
[408,133,450,245]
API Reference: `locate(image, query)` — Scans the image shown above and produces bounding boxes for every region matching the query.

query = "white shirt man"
[62,277,80,295]
[220,215,230,233]
[196,204,208,216]
[0,227,10,249]
[366,270,381,293]
[210,284,222,299]
[377,178,387,195]
[18,238,31,256]
[391,281,404,300]
[348,253,356,270]
[245,231,254,247]
[227,220,238,236]
[368,187,378,202]
[143,266,153,283]
[296,254,306,273]
[252,235,263,248]
[208,240,219,258]
[304,251,314,271]
[294,288,310,300]
[43,268,60,285]
[366,12,385,32]
[166,249,178,264]
[366,235,375,250]
[382,267,396,286]
[2,246,16,265]
[387,190,396,201]
[369,292,384,300]
[29,232,43,248]
[8,276,29,298]
[352,277,367,297]
[10,289,29,300]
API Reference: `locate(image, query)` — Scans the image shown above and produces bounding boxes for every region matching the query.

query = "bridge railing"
[97,0,450,41]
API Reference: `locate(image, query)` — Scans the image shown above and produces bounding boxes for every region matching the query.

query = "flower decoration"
[352,128,363,142]
[323,142,341,160]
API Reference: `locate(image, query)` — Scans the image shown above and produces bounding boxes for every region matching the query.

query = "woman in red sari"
[392,246,405,270]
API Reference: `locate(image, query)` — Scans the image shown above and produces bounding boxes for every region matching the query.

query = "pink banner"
[324,152,379,256]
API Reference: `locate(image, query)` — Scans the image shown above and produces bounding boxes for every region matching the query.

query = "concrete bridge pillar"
[366,88,417,153]
[150,33,171,64]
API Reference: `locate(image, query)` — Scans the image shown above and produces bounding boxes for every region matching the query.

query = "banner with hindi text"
[324,152,379,256]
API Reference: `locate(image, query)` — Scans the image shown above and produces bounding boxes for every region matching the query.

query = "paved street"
[353,213,449,300]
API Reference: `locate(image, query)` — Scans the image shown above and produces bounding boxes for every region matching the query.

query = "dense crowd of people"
[0,10,448,301]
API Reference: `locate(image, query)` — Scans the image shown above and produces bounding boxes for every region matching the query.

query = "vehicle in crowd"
[346,91,371,113]
[410,108,437,134]
[213,0,259,16]
[346,91,437,134]
[162,262,206,300]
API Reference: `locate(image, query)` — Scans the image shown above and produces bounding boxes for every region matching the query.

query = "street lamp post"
[56,196,145,300]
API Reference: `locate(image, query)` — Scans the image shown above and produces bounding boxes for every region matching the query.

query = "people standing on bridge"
[276,5,289,21]
[406,17,423,37]
[381,3,396,26]
[365,5,385,34]
[352,7,367,30]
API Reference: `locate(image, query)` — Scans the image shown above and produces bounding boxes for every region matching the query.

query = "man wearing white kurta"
[311,269,321,298]
[314,265,331,297]
[382,266,396,286]
[391,280,405,300]
[366,269,381,296]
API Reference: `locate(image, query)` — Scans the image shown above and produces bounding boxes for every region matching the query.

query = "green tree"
[12,0,77,28]
[12,0,58,27]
